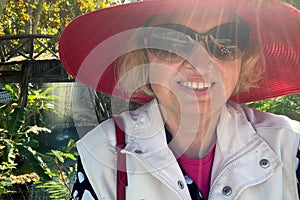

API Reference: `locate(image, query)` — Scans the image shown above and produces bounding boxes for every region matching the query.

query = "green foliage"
[247,94,300,121]
[26,86,59,126]
[17,145,51,179]
[0,162,15,194]
[284,0,300,9]
[36,139,77,200]
[0,84,59,194]
[7,107,24,136]
[0,0,110,35]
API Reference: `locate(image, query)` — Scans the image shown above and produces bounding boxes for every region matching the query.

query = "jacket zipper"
[121,149,184,200]
[208,158,241,200]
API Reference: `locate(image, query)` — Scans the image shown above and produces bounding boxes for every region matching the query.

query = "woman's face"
[148,11,242,121]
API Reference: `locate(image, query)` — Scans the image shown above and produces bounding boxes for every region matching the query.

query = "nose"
[181,60,215,77]
[182,59,198,71]
[181,43,216,75]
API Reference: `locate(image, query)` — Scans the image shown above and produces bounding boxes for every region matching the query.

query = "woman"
[59,0,300,199]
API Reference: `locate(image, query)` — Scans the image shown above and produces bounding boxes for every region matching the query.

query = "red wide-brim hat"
[59,0,300,104]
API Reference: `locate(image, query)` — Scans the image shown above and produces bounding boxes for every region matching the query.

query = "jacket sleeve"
[296,143,300,196]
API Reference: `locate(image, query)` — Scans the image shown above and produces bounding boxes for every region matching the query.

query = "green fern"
[36,139,77,199]
[36,180,71,199]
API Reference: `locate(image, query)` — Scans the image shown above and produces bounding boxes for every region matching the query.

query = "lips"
[177,81,213,90]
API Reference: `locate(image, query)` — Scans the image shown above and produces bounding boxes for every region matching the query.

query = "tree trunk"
[24,0,34,34]
[32,0,44,34]
[0,0,5,17]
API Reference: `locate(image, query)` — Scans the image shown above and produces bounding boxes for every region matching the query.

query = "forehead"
[148,10,238,33]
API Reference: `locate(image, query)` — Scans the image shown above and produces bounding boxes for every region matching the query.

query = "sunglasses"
[144,22,250,62]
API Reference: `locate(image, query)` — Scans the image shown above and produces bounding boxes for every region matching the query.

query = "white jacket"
[77,99,300,200]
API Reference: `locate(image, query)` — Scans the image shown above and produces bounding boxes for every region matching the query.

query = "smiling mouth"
[177,81,213,90]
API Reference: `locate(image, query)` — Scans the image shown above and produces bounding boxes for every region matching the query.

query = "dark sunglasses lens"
[148,26,195,62]
[150,49,182,62]
[207,38,242,60]
[208,23,249,60]
[147,23,249,61]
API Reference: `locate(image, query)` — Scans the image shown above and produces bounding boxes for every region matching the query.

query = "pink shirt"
[177,145,216,200]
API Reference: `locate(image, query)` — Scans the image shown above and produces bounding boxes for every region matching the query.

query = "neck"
[163,107,221,159]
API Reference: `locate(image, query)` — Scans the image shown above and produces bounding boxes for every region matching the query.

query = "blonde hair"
[116,26,265,98]
[232,41,265,95]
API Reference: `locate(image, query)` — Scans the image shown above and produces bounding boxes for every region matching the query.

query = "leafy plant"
[26,86,59,126]
[0,83,59,194]
[0,0,110,35]
[284,0,300,9]
[247,94,300,121]
[0,162,15,194]
[36,139,77,200]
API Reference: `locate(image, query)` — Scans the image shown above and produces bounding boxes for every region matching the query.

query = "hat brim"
[59,0,300,104]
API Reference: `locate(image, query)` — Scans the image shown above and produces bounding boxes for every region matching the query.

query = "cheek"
[148,61,179,88]
[148,63,179,101]
[150,82,176,110]
[149,69,172,97]
[149,65,164,84]
[218,60,242,94]
[148,64,169,97]
[231,61,242,84]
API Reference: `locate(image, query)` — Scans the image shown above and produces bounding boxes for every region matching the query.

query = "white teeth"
[178,81,212,90]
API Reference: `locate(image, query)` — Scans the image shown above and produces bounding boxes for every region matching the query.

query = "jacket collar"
[122,99,168,153]
[124,100,282,197]
[123,100,279,159]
